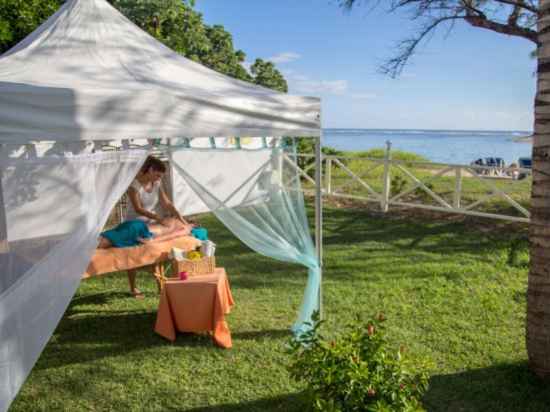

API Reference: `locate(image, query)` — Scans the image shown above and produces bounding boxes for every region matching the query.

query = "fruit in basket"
[187,251,202,260]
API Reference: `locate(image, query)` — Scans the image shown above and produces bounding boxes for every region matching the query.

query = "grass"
[10,205,550,412]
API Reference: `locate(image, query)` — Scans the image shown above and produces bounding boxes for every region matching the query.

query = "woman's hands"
[158,217,173,227]
[128,186,164,222]
[158,187,199,227]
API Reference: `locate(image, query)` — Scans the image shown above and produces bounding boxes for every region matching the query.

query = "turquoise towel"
[101,220,153,248]
[191,227,208,241]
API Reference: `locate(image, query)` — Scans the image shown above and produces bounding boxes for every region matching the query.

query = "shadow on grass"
[203,203,526,262]
[38,287,291,372]
[69,290,131,308]
[205,206,523,288]
[424,362,550,412]
[323,207,508,253]
[182,363,550,412]
[34,309,221,371]
[184,392,308,412]
[319,207,527,278]
[231,329,291,341]
[179,362,550,412]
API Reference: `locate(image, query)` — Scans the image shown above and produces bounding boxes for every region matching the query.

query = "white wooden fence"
[295,142,532,223]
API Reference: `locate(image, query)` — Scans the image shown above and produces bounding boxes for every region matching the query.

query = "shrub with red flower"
[287,312,429,411]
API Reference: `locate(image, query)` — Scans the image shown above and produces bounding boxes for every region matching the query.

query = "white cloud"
[268,52,301,64]
[351,93,377,100]
[284,70,348,95]
[241,60,252,73]
[299,79,348,94]
[259,67,349,95]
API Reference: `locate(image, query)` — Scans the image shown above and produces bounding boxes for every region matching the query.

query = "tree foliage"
[111,0,289,90]
[108,0,254,81]
[250,58,288,92]
[0,0,288,92]
[340,0,538,77]
[109,0,287,89]
[0,0,62,53]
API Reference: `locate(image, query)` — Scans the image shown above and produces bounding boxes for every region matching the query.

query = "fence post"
[453,167,462,209]
[326,157,332,195]
[381,141,392,212]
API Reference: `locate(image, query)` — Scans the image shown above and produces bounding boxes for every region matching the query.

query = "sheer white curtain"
[0,149,147,412]
[169,144,320,334]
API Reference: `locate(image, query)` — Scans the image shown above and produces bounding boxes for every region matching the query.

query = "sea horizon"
[324,127,532,134]
[322,128,532,165]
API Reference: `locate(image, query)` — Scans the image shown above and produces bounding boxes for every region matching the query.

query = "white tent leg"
[0,146,6,252]
[168,138,176,202]
[0,154,5,253]
[315,132,323,319]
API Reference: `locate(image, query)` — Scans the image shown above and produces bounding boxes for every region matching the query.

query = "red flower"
[367,388,376,397]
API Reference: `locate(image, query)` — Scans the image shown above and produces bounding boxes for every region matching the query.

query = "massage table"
[84,234,202,287]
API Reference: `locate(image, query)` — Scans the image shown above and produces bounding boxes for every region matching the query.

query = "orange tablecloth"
[154,268,234,348]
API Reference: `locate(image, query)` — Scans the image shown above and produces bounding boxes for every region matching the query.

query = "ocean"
[323,129,532,166]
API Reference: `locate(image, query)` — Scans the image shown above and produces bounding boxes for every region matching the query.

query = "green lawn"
[11,205,550,411]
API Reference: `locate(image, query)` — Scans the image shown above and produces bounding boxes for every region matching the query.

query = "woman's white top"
[126,179,161,222]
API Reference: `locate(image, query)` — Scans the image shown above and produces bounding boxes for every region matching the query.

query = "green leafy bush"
[507,236,529,268]
[287,137,347,177]
[413,182,435,203]
[350,148,429,163]
[391,175,407,195]
[288,312,429,412]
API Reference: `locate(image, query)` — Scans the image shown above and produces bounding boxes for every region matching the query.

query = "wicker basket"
[172,256,216,277]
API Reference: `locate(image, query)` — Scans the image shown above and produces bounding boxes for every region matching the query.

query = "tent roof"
[0,0,320,143]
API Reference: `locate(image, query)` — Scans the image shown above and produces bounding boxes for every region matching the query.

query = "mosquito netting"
[0,0,322,410]
[0,139,320,412]
[0,148,148,411]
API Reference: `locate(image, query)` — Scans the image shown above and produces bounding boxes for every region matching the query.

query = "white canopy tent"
[0,0,323,411]
[0,0,320,141]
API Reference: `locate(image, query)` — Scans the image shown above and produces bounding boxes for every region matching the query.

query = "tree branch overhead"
[340,0,538,77]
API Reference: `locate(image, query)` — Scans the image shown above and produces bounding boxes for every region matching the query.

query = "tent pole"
[0,145,7,253]
[167,138,176,202]
[315,131,323,320]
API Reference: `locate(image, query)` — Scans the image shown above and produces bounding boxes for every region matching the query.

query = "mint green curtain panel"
[169,144,320,334]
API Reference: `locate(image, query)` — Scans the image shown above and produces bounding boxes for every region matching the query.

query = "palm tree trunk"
[527,0,550,379]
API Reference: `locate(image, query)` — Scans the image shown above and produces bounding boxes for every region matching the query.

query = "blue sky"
[196,0,535,131]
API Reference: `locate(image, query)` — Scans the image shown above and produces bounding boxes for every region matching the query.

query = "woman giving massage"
[98,156,195,298]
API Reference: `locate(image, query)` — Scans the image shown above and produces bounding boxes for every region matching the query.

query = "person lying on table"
[97,218,192,249]
[125,155,194,298]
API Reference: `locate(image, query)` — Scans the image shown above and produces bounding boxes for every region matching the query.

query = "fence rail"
[296,142,532,223]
